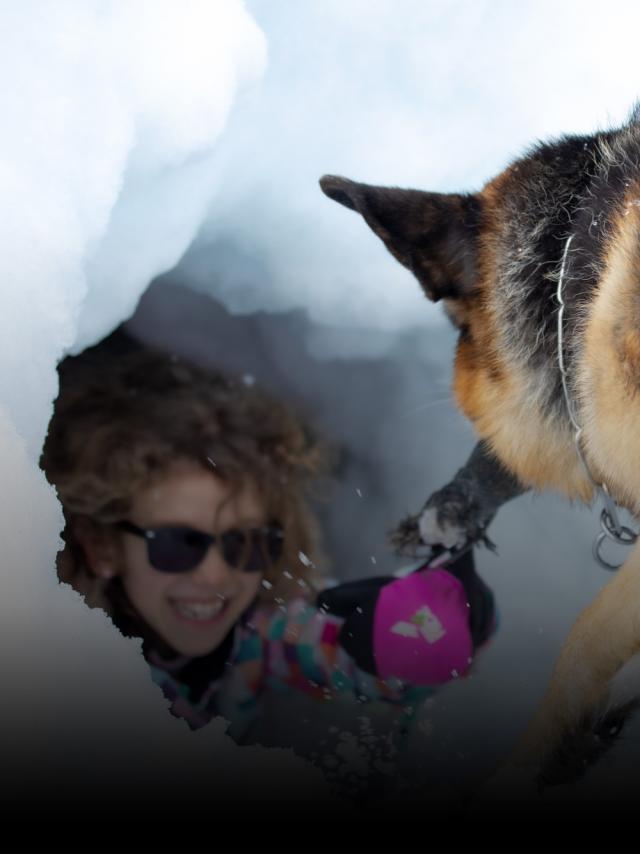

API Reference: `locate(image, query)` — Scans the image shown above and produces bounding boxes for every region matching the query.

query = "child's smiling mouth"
[170,596,229,622]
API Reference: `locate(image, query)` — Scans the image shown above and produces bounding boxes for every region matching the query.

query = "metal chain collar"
[555,234,637,570]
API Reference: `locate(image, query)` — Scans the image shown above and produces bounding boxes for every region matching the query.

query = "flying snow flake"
[298,550,314,567]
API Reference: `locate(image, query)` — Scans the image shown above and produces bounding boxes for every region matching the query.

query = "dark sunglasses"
[115,520,284,574]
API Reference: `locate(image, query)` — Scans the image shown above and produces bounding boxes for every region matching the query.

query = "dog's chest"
[453,335,593,501]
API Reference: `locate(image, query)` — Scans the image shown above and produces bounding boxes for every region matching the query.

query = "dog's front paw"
[509,666,629,787]
[418,505,469,550]
[390,482,494,555]
[418,482,493,550]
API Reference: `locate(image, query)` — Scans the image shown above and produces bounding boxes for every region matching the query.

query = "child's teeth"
[175,600,225,619]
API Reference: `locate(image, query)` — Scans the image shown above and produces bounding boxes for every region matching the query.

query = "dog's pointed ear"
[319,175,481,302]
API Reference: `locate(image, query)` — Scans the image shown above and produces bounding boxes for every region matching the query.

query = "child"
[42,337,496,765]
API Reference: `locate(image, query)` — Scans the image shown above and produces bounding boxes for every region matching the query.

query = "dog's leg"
[392,440,527,552]
[508,539,640,775]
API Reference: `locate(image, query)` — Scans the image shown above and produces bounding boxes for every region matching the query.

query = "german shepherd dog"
[320,107,640,789]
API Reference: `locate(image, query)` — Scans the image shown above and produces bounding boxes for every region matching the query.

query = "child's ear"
[319,174,481,303]
[71,517,120,579]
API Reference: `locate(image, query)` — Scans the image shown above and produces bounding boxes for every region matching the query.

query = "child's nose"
[191,544,235,587]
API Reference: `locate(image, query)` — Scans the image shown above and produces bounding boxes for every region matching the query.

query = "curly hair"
[41,340,329,626]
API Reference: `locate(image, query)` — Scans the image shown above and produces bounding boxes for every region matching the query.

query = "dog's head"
[319,124,634,502]
[319,132,599,344]
[319,172,509,441]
